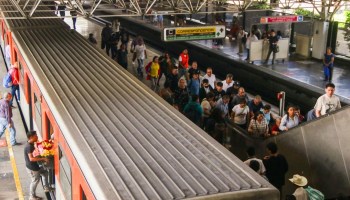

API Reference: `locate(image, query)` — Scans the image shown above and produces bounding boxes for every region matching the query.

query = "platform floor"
[115,15,350,100]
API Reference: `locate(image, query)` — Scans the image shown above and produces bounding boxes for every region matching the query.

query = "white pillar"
[312,21,329,59]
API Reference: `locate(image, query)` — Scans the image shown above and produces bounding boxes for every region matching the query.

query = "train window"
[19,62,24,79]
[46,115,54,139]
[59,146,72,200]
[34,94,42,134]
[13,50,17,63]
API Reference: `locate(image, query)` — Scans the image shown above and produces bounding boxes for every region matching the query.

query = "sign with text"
[162,25,226,42]
[259,15,303,24]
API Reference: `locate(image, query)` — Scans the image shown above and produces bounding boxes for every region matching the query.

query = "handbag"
[273,45,279,53]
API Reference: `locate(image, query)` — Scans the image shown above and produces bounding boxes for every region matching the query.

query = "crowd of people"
[94,27,342,144]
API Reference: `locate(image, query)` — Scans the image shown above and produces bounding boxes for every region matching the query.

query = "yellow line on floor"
[6,130,24,200]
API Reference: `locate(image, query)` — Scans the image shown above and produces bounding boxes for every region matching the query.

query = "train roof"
[0,0,68,30]
[12,27,279,199]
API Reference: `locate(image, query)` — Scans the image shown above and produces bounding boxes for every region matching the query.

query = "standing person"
[58,3,65,19]
[186,61,198,81]
[215,95,230,118]
[187,70,201,96]
[323,47,335,82]
[157,52,174,86]
[25,131,50,200]
[110,32,120,59]
[202,67,216,89]
[248,111,269,137]
[183,94,203,126]
[157,12,164,28]
[173,78,189,112]
[9,62,20,107]
[244,146,266,176]
[70,9,77,30]
[116,44,128,69]
[279,105,299,131]
[199,79,214,102]
[101,23,113,56]
[237,27,246,55]
[287,174,309,200]
[134,37,147,77]
[88,33,97,45]
[264,30,279,65]
[213,82,226,101]
[221,74,234,92]
[149,56,160,90]
[178,49,189,79]
[166,68,179,92]
[245,31,258,61]
[307,83,341,121]
[119,28,130,52]
[248,95,264,117]
[231,98,250,129]
[263,142,289,194]
[0,92,20,146]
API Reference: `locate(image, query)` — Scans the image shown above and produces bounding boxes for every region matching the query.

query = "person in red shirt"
[178,49,189,79]
[9,62,20,108]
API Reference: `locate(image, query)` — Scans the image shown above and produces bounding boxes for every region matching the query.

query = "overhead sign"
[259,15,303,24]
[162,25,226,42]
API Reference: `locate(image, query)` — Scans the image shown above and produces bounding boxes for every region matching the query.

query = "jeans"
[26,168,48,197]
[0,118,16,145]
[10,84,20,106]
[265,47,276,64]
[137,59,144,76]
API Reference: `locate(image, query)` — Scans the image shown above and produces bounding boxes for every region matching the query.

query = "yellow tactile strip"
[6,129,24,200]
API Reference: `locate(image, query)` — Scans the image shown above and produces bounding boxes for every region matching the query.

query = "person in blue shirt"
[323,47,335,82]
[187,70,200,95]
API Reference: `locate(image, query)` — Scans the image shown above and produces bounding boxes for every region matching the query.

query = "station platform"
[119,16,350,100]
[0,51,46,199]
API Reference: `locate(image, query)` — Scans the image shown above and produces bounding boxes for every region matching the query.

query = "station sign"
[259,15,303,24]
[162,25,226,42]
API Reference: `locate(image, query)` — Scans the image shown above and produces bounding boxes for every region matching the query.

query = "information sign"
[259,15,303,24]
[162,25,226,42]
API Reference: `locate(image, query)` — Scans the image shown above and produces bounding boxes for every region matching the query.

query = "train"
[1,1,279,199]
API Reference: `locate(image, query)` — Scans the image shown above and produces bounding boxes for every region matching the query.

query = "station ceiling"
[0,0,348,19]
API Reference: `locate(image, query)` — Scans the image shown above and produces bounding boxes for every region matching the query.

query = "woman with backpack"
[279,105,299,131]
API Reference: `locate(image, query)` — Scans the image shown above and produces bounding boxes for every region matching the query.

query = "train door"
[27,76,33,130]
[46,116,56,198]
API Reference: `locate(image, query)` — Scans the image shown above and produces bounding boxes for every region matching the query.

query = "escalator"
[228,106,350,199]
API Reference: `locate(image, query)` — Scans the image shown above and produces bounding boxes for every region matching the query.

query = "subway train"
[0,2,279,200]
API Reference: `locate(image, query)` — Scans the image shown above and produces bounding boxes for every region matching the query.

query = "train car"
[1,3,279,200]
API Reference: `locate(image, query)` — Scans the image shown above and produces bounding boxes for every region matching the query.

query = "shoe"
[29,196,42,200]
[43,186,51,192]
[11,142,22,146]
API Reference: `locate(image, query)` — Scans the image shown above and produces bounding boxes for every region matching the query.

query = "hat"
[289,174,308,187]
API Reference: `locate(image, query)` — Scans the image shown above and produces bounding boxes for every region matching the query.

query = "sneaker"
[29,196,42,200]
[11,142,22,146]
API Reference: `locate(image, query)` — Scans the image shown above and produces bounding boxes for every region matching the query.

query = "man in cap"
[187,69,200,95]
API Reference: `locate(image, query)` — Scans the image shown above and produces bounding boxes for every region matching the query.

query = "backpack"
[305,186,324,200]
[3,71,12,88]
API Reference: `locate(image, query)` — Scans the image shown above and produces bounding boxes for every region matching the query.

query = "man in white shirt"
[221,73,234,92]
[244,146,266,175]
[314,83,341,117]
[202,67,216,88]
[307,83,341,121]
